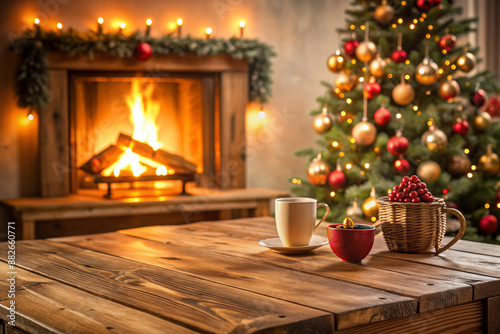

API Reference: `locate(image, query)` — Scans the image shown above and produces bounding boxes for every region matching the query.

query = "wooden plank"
[79,144,124,174]
[55,232,417,330]
[487,296,500,333]
[334,301,483,334]
[0,262,195,334]
[48,53,249,72]
[21,221,34,241]
[441,236,500,258]
[119,221,475,313]
[39,69,70,197]
[5,325,27,334]
[0,240,333,333]
[219,72,248,189]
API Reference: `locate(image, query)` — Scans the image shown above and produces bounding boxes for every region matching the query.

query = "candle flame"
[239,21,245,28]
[120,22,126,29]
[56,22,62,29]
[177,18,183,26]
[205,27,212,35]
[98,17,104,24]
[34,18,40,24]
[146,19,152,26]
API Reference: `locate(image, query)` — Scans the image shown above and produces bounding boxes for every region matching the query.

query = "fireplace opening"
[70,71,218,197]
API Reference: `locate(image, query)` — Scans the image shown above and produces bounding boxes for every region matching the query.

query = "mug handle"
[314,203,330,231]
[435,207,466,255]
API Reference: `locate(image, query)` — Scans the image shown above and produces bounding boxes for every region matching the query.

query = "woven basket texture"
[377,196,446,253]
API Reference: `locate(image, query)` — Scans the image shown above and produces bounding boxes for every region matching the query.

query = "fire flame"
[104,80,168,177]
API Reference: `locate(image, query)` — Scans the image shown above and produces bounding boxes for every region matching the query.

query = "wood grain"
[335,301,483,334]
[39,69,70,197]
[119,221,474,313]
[55,232,417,330]
[0,240,333,333]
[487,296,500,333]
[0,262,195,334]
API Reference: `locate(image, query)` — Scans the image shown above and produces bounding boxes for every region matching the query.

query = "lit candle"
[97,17,104,34]
[56,22,63,34]
[258,104,265,119]
[34,18,41,37]
[205,27,212,39]
[145,18,152,36]
[176,18,183,38]
[119,22,126,34]
[27,111,34,121]
[239,20,245,38]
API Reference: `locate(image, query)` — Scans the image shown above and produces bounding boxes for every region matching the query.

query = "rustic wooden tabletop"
[0,217,499,333]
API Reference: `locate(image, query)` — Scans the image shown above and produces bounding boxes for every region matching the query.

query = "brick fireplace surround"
[1,53,289,239]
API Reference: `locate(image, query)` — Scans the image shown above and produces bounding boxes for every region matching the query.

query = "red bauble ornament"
[470,89,488,108]
[417,0,435,11]
[486,97,500,116]
[374,107,391,126]
[391,50,407,63]
[328,170,347,189]
[438,34,456,52]
[394,158,410,174]
[387,136,409,156]
[135,42,153,61]
[452,120,469,136]
[344,40,359,58]
[479,215,498,235]
[363,82,382,99]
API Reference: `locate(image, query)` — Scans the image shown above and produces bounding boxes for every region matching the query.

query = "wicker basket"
[377,196,466,254]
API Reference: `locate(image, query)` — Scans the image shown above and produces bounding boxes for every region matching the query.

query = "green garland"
[13,28,275,111]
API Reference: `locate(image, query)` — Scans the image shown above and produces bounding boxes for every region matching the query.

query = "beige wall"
[0,0,485,198]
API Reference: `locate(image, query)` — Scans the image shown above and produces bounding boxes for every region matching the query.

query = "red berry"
[398,198,404,202]
[410,175,419,182]
[420,182,427,189]
[409,191,418,198]
[412,197,421,203]
[422,194,431,202]
[401,176,410,183]
[418,188,426,196]
[402,187,410,194]
[393,186,400,192]
[404,198,412,202]
[396,192,405,200]
[409,183,417,190]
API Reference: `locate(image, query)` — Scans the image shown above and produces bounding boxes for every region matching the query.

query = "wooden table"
[0,188,289,240]
[1,217,499,333]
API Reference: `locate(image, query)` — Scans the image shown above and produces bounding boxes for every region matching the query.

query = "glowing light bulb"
[146,19,152,26]
[98,17,104,24]
[177,18,183,26]
[34,18,40,24]
[239,21,245,28]
[56,22,62,29]
[205,27,212,35]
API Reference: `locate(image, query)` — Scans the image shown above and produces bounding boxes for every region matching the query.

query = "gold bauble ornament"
[438,80,460,100]
[456,52,476,72]
[447,155,471,176]
[327,50,344,73]
[421,125,448,151]
[346,200,363,217]
[417,161,442,183]
[392,82,415,105]
[369,56,386,78]
[313,111,334,134]
[415,58,439,85]
[352,121,377,146]
[374,2,394,25]
[472,111,491,132]
[356,41,377,63]
[335,71,357,92]
[307,153,331,185]
[478,145,500,176]
[362,188,379,218]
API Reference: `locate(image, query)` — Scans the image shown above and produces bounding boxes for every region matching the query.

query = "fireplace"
[38,54,249,197]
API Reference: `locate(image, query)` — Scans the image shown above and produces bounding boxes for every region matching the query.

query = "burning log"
[80,145,124,174]
[116,133,197,174]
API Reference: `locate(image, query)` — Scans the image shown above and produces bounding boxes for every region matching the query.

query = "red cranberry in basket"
[389,175,434,202]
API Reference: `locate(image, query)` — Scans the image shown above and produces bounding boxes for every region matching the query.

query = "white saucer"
[258,235,329,254]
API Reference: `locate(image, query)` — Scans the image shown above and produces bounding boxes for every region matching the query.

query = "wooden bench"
[0,188,289,240]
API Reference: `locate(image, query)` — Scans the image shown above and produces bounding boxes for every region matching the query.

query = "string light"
[485,203,490,209]
[339,93,344,98]
[497,203,500,209]
[345,163,352,169]
[97,17,104,34]
[339,152,345,157]
[404,74,410,80]
[360,24,365,30]
[34,18,40,24]
[410,24,415,30]
[364,163,370,169]
[176,18,183,37]
[471,165,477,171]
[371,216,377,222]
[347,119,353,124]
[426,90,431,95]
[359,77,364,82]
[388,74,393,78]
[56,22,63,30]
[397,18,403,24]
[425,34,431,39]
[350,24,355,30]
[330,191,336,197]
[451,64,456,70]
[392,23,397,28]
[332,141,339,148]
[346,98,352,104]
[349,137,355,144]
[351,59,356,65]
[145,19,152,36]
[405,60,410,65]
[396,113,402,119]
[428,25,433,30]
[467,172,473,178]
[27,111,34,121]
[239,20,245,38]
[340,111,346,117]
[119,22,126,33]
[464,148,470,154]
[413,106,418,111]
[205,27,212,39]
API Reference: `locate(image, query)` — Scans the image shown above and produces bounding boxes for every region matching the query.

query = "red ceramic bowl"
[327,223,375,262]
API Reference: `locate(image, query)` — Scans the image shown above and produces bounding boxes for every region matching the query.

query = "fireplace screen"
[71,72,215,197]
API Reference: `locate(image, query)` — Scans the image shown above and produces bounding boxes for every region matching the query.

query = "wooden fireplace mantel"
[40,53,249,197]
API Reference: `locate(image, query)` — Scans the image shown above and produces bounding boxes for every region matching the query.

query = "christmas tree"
[291,0,500,243]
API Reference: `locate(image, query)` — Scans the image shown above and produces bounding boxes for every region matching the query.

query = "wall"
[0,0,487,198]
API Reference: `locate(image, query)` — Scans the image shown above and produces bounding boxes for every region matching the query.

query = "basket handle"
[435,208,466,255]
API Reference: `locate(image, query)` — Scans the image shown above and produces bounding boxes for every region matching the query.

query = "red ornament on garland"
[479,214,498,235]
[394,158,410,174]
[470,89,488,108]
[387,135,409,156]
[344,40,359,58]
[438,34,456,52]
[374,107,391,126]
[363,81,381,99]
[391,50,407,63]
[135,42,153,61]
[417,0,436,11]
[328,169,347,190]
[452,120,469,136]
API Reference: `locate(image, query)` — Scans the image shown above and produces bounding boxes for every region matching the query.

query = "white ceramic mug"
[275,197,330,247]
